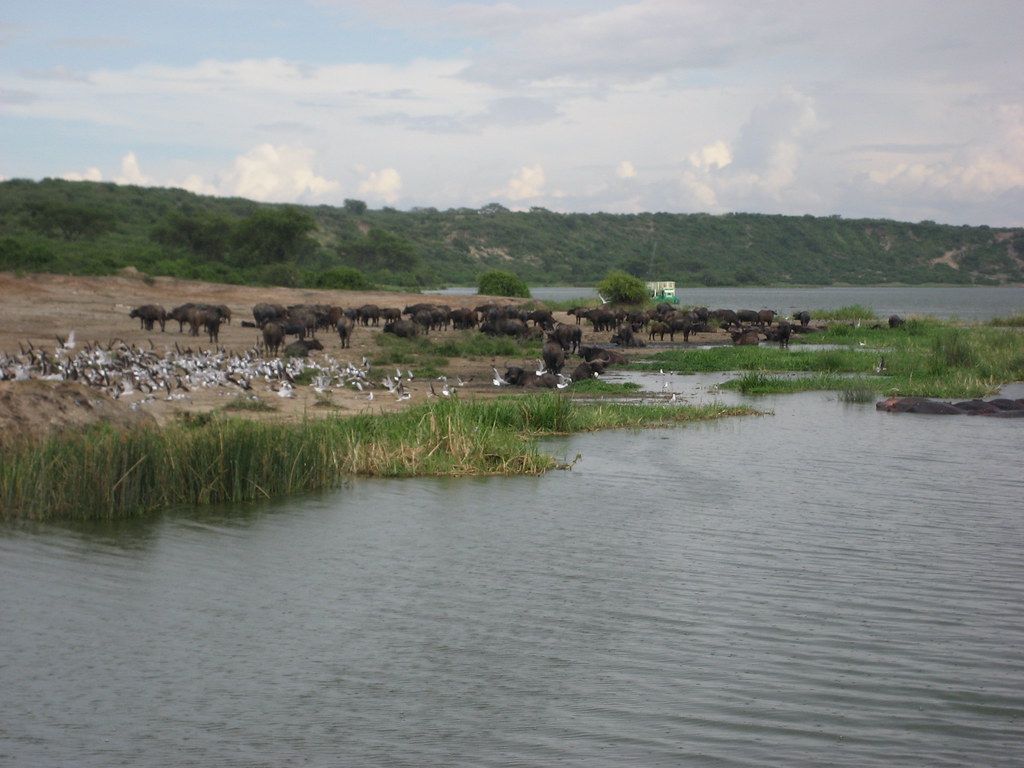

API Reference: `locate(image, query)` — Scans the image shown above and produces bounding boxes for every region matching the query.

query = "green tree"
[477,269,531,298]
[343,199,367,214]
[256,262,301,287]
[232,206,316,265]
[0,238,56,270]
[596,269,647,305]
[22,200,116,240]
[151,210,233,260]
[340,228,419,272]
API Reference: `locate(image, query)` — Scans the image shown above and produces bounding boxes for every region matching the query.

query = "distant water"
[427,285,1024,321]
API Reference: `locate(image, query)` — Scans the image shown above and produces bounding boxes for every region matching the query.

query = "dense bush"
[477,269,531,298]
[310,267,373,290]
[596,270,648,305]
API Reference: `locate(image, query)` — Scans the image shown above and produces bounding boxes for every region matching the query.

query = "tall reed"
[0,395,754,521]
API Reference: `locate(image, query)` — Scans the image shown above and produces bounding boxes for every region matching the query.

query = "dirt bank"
[0,271,732,441]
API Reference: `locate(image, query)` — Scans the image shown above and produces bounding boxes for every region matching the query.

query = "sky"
[2,1,1023,226]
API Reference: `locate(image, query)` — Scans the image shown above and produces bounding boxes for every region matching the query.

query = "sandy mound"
[0,380,156,446]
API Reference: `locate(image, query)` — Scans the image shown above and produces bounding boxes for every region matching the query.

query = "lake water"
[3,289,1024,766]
[429,285,1024,322]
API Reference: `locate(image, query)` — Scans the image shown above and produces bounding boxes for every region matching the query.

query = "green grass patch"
[810,304,879,322]
[0,394,756,521]
[220,397,277,412]
[568,379,643,395]
[986,312,1024,327]
[838,384,878,403]
[432,330,540,359]
[375,330,540,374]
[722,372,865,395]
[637,346,877,375]
[637,322,1024,398]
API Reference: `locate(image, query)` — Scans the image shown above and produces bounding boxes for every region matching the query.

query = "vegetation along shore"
[1,270,1022,521]
[1,177,1022,521]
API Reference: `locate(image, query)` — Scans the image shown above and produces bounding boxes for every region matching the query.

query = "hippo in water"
[877,396,1024,416]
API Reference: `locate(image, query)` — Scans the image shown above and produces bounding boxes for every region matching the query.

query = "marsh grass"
[986,312,1024,327]
[641,322,1024,398]
[639,346,876,375]
[569,379,643,395]
[724,371,861,395]
[838,384,879,403]
[0,394,754,521]
[810,304,879,323]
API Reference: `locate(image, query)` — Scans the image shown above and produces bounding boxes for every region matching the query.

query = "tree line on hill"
[1,178,1021,291]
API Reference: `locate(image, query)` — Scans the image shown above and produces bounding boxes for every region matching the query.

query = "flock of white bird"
[0,314,590,413]
[0,332,436,409]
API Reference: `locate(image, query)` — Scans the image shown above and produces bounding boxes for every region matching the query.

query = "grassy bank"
[0,394,755,521]
[636,316,1024,398]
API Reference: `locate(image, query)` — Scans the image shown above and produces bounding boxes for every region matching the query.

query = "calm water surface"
[3,295,1024,765]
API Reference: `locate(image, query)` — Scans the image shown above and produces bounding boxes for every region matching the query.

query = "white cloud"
[616,160,636,179]
[114,152,153,186]
[358,168,403,204]
[221,144,339,202]
[861,104,1024,208]
[689,141,731,170]
[61,167,103,182]
[499,164,546,201]
[179,173,218,197]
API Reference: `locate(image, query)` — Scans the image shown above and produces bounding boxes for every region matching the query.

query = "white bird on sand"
[492,366,510,386]
[56,331,77,351]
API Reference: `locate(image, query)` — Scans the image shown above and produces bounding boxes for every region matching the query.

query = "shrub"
[477,269,531,298]
[311,266,372,290]
[596,269,647,305]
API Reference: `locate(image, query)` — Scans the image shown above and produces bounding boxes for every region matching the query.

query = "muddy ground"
[0,269,735,442]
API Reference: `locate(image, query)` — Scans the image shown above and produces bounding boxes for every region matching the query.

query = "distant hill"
[2,178,1021,289]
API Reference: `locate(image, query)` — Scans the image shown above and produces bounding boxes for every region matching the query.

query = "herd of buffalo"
[112,300,937,403]
[124,299,846,389]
